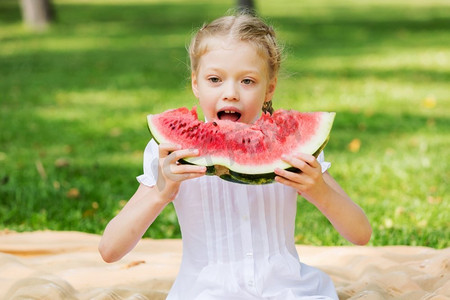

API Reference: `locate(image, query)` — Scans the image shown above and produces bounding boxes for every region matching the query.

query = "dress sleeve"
[136,139,159,187]
[317,151,331,173]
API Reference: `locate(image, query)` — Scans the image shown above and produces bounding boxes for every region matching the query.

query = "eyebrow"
[203,67,263,77]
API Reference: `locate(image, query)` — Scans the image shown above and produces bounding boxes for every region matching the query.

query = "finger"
[274,175,301,190]
[282,154,319,174]
[159,143,181,157]
[281,155,312,174]
[169,148,201,162]
[274,167,303,183]
[162,149,204,176]
[179,172,206,181]
[161,148,200,168]
[294,153,320,168]
[172,164,207,174]
[167,168,206,182]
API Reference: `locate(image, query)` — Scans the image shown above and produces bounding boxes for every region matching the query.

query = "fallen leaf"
[422,96,436,109]
[67,188,80,199]
[35,160,47,180]
[348,138,361,153]
[55,158,70,168]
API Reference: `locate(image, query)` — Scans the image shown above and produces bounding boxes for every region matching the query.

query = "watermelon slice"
[147,107,335,184]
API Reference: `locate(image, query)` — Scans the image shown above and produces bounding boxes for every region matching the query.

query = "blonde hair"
[188,14,282,81]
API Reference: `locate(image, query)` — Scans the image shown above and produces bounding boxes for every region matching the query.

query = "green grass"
[0,0,449,248]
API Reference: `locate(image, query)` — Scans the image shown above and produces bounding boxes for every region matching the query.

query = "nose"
[223,81,239,101]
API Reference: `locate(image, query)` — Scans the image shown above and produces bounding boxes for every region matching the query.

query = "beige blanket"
[0,231,448,299]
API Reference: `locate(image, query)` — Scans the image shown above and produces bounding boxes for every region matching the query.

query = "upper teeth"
[225,111,235,113]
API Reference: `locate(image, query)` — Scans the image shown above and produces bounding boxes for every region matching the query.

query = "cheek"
[198,99,215,116]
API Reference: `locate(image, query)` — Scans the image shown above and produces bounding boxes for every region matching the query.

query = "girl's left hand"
[274,153,327,200]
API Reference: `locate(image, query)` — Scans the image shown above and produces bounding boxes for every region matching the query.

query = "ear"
[265,77,277,102]
[191,72,199,98]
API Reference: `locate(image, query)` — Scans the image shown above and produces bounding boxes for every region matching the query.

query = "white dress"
[137,139,338,300]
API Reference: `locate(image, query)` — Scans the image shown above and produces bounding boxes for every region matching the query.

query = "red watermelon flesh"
[147,107,335,176]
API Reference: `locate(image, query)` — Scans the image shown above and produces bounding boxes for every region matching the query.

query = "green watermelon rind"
[147,111,335,185]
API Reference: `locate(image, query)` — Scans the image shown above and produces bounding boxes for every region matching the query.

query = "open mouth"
[217,110,241,122]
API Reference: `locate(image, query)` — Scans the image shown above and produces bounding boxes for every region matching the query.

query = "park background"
[0,0,448,249]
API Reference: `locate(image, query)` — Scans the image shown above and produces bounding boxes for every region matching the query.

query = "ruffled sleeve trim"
[317,151,331,173]
[136,139,159,187]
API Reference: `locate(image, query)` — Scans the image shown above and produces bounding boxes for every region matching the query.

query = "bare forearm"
[274,154,371,245]
[99,184,168,262]
[304,173,372,245]
[313,190,371,245]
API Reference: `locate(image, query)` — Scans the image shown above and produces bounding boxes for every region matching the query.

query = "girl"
[99,13,372,299]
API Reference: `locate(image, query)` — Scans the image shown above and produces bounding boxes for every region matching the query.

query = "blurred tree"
[238,0,256,15]
[20,0,55,30]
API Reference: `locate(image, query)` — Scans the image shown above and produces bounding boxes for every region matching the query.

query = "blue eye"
[208,77,220,83]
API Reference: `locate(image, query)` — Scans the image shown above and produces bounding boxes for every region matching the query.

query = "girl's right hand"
[156,143,206,203]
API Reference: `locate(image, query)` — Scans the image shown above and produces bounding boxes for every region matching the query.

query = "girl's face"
[192,38,277,124]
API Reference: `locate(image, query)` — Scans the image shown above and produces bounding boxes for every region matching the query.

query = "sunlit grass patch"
[0,0,448,248]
